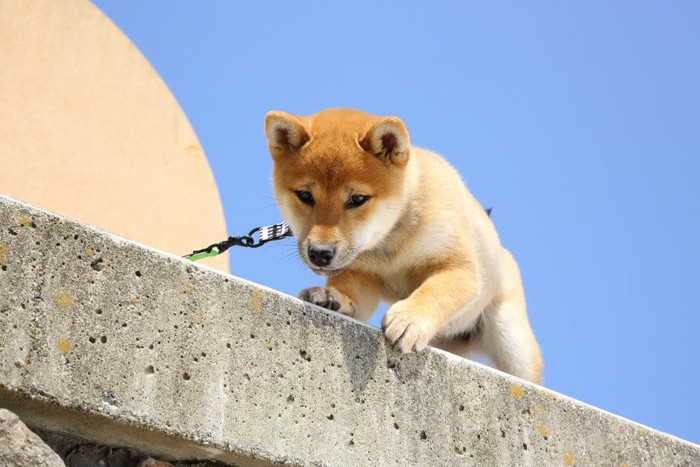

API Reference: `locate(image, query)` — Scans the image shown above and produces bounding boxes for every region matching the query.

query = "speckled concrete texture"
[0,194,698,466]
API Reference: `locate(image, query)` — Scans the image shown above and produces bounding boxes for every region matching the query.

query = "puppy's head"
[264,108,411,276]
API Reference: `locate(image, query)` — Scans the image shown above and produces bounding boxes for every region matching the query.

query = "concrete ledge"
[0,194,698,466]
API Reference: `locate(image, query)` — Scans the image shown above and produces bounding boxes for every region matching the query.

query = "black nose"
[308,245,335,267]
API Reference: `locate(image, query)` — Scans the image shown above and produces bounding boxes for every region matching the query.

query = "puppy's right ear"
[359,117,410,168]
[264,111,309,158]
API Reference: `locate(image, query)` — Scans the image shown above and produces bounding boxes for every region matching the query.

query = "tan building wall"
[0,0,228,272]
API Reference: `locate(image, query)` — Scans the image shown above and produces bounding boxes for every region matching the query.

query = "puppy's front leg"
[299,270,380,322]
[382,267,481,353]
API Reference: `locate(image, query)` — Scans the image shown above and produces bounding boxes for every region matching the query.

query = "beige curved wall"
[0,0,228,272]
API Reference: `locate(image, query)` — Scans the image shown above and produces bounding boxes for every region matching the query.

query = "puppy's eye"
[295,190,315,206]
[346,194,370,209]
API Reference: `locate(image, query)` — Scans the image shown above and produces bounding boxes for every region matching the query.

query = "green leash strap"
[185,247,220,262]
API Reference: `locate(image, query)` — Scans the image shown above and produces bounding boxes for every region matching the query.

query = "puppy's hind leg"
[480,299,542,384]
[480,250,542,384]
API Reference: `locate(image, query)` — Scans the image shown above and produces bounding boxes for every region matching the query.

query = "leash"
[184,209,492,262]
[184,221,292,262]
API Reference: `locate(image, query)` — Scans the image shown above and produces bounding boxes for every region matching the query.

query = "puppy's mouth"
[310,267,345,277]
[298,241,356,277]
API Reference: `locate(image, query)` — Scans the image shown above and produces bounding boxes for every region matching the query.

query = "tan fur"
[264,108,542,384]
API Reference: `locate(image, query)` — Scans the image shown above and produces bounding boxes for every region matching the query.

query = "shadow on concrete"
[301,302,431,395]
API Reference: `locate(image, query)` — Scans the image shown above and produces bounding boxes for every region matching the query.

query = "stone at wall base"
[0,408,64,467]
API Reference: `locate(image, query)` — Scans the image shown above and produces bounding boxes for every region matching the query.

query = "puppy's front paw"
[382,302,436,353]
[298,286,355,316]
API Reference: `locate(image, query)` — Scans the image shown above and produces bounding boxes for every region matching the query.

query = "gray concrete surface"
[0,408,64,467]
[0,193,698,466]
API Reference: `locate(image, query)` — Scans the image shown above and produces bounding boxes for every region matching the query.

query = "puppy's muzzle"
[308,244,336,267]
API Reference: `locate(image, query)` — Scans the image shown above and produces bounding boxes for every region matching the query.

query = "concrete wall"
[0,0,228,272]
[0,194,698,466]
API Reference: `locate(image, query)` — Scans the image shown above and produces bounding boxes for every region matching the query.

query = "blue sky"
[93,1,700,444]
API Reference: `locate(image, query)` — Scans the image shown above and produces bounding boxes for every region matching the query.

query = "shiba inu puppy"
[264,108,542,384]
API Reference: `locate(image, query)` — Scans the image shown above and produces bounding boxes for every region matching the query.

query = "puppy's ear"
[264,111,309,158]
[360,117,410,167]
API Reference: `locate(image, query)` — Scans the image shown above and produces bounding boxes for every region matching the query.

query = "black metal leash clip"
[184,221,292,261]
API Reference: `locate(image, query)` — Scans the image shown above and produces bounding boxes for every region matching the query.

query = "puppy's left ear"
[360,117,410,167]
[264,111,310,159]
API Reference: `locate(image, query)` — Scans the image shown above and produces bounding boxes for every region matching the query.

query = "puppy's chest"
[377,272,417,302]
[357,257,424,302]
